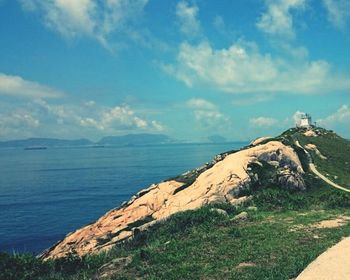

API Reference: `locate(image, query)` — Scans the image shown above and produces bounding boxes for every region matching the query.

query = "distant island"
[0,138,92,148]
[0,133,235,149]
[97,133,174,146]
[0,133,174,148]
[207,134,227,143]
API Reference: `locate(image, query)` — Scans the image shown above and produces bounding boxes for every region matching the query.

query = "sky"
[0,0,349,142]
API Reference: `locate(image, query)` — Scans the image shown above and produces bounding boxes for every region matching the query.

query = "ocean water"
[0,143,245,254]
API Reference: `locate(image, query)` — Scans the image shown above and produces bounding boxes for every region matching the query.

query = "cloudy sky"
[0,0,349,142]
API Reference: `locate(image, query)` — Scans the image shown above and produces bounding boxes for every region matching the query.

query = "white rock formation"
[41,141,304,259]
[250,136,273,146]
[305,144,327,160]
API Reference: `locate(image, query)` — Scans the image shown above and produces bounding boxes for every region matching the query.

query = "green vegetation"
[2,127,350,280]
[290,128,349,183]
[297,130,350,189]
[252,174,350,211]
[2,197,350,280]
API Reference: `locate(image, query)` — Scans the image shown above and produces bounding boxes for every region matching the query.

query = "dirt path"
[295,140,350,193]
[295,140,350,279]
[309,163,350,193]
[296,237,350,280]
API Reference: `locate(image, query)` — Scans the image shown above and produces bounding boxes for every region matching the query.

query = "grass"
[2,127,350,279]
[297,130,350,189]
[116,207,350,280]
[274,127,350,188]
[3,184,350,280]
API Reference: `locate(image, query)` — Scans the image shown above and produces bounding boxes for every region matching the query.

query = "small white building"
[299,113,312,128]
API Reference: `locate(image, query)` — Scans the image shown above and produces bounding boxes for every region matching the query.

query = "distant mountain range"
[0,134,174,148]
[98,133,173,146]
[0,138,92,148]
[207,135,227,143]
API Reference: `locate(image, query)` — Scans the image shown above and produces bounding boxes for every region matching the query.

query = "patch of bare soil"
[95,256,132,279]
[311,217,350,229]
[236,262,257,269]
[290,216,350,232]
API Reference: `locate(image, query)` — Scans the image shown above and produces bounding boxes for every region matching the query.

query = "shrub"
[0,253,53,280]
[153,206,227,238]
[253,187,307,211]
[324,192,350,209]
[53,255,85,275]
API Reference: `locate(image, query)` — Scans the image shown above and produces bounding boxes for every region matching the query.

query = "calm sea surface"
[0,143,245,254]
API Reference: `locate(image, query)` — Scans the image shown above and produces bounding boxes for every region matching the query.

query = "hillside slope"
[40,126,348,260]
[41,140,305,259]
[3,127,350,280]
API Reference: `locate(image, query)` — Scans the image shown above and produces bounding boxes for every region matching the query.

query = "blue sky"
[0,0,349,142]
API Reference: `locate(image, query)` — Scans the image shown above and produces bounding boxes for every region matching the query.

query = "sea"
[0,142,246,255]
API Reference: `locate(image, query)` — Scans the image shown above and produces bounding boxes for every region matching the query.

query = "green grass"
[115,207,350,280]
[3,188,350,280]
[2,127,350,280]
[296,130,350,188]
[257,128,350,186]
[262,127,350,189]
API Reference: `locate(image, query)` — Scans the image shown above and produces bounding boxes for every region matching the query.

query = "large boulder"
[277,169,306,191]
[40,141,304,260]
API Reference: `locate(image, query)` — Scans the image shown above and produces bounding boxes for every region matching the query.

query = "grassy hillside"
[296,129,350,189]
[258,127,350,188]
[2,127,350,280]
[2,198,350,280]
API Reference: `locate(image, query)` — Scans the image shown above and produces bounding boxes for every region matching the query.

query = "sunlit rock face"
[41,141,304,260]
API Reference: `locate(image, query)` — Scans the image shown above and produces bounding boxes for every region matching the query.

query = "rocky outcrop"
[305,143,327,160]
[277,169,306,191]
[304,130,318,137]
[250,136,273,146]
[40,140,304,260]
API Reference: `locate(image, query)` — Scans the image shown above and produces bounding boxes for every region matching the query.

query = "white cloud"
[0,99,162,140]
[98,106,150,130]
[250,111,316,130]
[84,100,96,107]
[193,110,226,122]
[35,99,79,124]
[34,99,163,133]
[151,120,164,131]
[323,0,350,29]
[0,109,40,138]
[19,0,149,48]
[212,15,236,38]
[186,98,216,110]
[213,15,225,32]
[318,105,350,126]
[164,40,350,94]
[185,98,229,128]
[0,98,166,139]
[42,0,95,38]
[232,95,273,106]
[257,0,305,39]
[0,73,63,98]
[176,1,201,37]
[7,111,39,128]
[163,0,350,95]
[249,116,278,127]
